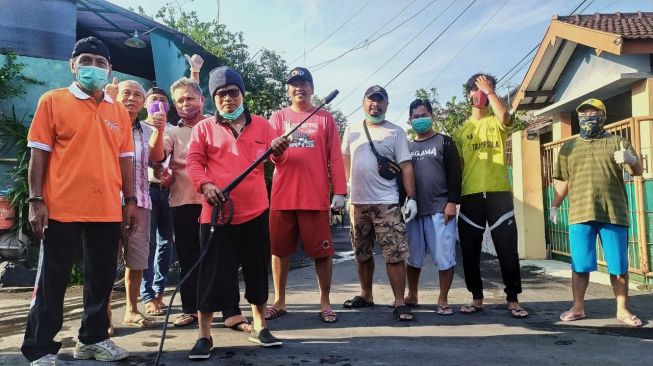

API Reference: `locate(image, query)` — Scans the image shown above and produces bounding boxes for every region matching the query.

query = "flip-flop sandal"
[122,315,159,328]
[227,320,253,333]
[459,304,484,314]
[617,314,643,328]
[509,307,529,318]
[319,309,338,323]
[265,307,288,320]
[343,296,375,308]
[436,305,454,316]
[173,313,198,327]
[393,305,415,321]
[559,311,585,322]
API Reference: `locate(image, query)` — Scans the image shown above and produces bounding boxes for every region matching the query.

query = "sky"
[109,0,652,125]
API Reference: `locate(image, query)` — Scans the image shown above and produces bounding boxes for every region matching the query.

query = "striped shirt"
[553,134,636,226]
[132,121,153,210]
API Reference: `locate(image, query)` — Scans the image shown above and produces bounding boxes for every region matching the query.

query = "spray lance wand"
[154,89,339,366]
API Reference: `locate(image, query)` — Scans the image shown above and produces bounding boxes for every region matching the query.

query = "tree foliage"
[139,5,289,118]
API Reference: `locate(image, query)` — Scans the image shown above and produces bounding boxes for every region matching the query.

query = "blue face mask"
[411,117,433,134]
[579,114,606,139]
[76,65,109,92]
[365,112,386,124]
[219,103,245,120]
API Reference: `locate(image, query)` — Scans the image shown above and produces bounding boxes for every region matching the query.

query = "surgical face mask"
[579,114,607,139]
[471,90,489,108]
[76,65,109,92]
[177,104,201,121]
[411,116,433,134]
[365,112,386,124]
[146,100,169,115]
[219,103,245,120]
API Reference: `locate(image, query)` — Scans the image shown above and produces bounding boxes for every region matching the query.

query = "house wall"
[555,46,651,103]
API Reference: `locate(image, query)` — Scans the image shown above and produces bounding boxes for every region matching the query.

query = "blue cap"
[208,66,245,97]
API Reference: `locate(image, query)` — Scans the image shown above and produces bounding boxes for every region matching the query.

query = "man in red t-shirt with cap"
[266,67,347,324]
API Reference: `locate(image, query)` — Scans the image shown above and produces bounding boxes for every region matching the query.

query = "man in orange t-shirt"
[21,37,136,365]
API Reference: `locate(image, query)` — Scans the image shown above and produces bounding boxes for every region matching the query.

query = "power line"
[345,0,478,119]
[496,44,538,84]
[495,0,590,85]
[288,0,373,65]
[385,0,477,88]
[310,0,436,71]
[579,0,596,14]
[425,0,509,89]
[333,0,455,110]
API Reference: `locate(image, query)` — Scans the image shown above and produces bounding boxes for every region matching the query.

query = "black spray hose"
[154,207,220,366]
[153,89,339,366]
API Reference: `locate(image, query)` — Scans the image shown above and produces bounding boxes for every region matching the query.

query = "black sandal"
[343,296,375,308]
[393,305,414,321]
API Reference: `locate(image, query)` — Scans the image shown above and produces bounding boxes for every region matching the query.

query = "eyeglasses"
[216,89,240,99]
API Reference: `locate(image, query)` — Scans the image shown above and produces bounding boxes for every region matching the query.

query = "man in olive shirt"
[550,98,643,327]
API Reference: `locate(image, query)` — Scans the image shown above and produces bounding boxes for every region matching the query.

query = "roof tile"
[556,12,653,40]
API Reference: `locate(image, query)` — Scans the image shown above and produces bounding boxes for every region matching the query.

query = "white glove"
[330,194,346,210]
[613,141,637,166]
[184,54,204,72]
[403,198,417,223]
[548,207,558,224]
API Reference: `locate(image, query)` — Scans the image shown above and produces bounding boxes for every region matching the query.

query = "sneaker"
[188,337,213,360]
[30,354,57,366]
[73,338,128,361]
[248,328,283,347]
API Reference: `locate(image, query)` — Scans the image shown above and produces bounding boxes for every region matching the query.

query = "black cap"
[364,85,388,100]
[145,87,168,101]
[71,36,111,62]
[286,67,313,84]
[208,66,245,97]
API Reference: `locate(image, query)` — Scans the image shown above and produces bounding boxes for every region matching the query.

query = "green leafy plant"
[0,50,44,242]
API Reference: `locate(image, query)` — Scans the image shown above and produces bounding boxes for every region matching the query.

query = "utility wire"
[425,0,509,89]
[333,0,455,110]
[310,0,436,71]
[579,0,596,14]
[344,0,477,119]
[384,0,477,88]
[288,0,373,65]
[496,0,592,85]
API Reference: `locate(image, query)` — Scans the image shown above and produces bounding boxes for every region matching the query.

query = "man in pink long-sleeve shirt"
[267,67,347,324]
[186,66,289,360]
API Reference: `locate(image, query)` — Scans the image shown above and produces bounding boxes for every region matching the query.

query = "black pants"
[172,204,202,314]
[198,212,270,312]
[21,220,121,362]
[458,192,522,302]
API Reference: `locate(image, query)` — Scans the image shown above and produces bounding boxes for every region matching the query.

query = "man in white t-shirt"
[340,85,417,321]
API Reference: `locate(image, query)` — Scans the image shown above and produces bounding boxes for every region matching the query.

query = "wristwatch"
[124,196,138,205]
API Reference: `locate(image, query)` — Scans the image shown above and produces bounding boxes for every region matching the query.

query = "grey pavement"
[1,223,652,366]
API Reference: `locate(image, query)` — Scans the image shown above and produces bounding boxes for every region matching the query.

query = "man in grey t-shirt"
[404,99,461,315]
[341,85,417,322]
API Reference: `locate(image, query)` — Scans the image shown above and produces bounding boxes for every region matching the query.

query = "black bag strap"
[362,120,382,158]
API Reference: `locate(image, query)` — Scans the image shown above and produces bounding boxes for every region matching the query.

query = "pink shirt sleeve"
[327,116,347,195]
[186,122,211,193]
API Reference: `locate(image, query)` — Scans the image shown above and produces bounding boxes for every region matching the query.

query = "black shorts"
[197,212,270,312]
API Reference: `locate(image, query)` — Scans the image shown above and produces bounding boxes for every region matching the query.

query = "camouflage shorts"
[349,204,409,263]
